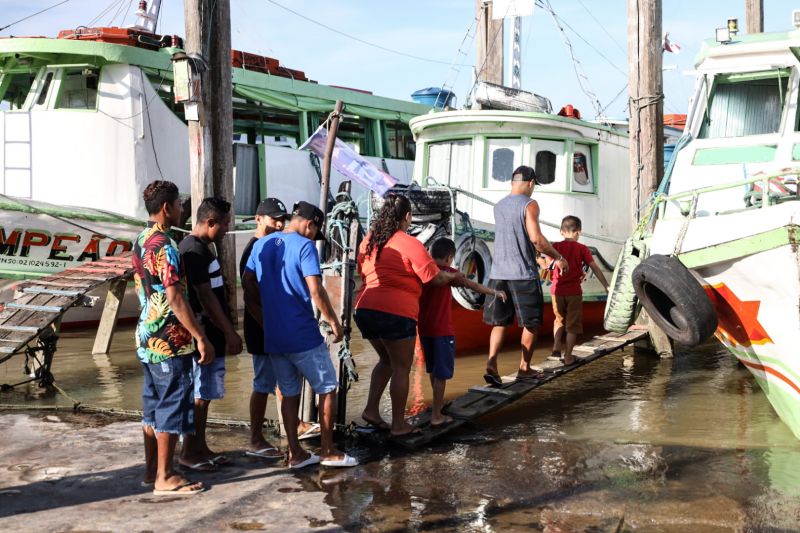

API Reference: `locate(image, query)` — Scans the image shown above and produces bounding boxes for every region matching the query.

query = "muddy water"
[2,327,800,531]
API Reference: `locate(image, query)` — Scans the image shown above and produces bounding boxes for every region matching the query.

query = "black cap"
[511,165,537,183]
[244,198,288,222]
[292,201,325,241]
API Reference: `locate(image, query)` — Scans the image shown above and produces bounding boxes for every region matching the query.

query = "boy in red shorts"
[419,238,506,426]
[548,216,609,365]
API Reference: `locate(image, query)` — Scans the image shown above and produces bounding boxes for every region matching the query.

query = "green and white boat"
[617,20,800,439]
[0,6,429,321]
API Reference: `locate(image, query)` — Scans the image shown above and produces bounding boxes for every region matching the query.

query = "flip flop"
[483,369,503,386]
[141,480,155,488]
[390,427,423,438]
[515,370,545,381]
[152,480,204,496]
[547,352,562,361]
[289,452,320,470]
[361,415,390,431]
[298,423,321,441]
[179,459,218,472]
[245,447,283,460]
[210,455,231,466]
[321,453,359,468]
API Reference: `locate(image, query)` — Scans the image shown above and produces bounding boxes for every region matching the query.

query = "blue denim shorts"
[270,342,338,397]
[252,354,277,394]
[193,355,226,400]
[141,356,195,435]
[421,335,456,380]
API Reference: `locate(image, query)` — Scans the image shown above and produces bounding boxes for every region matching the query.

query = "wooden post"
[299,99,344,423]
[91,279,127,355]
[184,0,238,323]
[628,0,671,358]
[627,0,664,227]
[475,0,504,88]
[745,0,764,34]
[336,216,359,426]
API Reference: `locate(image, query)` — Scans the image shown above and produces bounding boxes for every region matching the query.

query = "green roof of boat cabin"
[0,36,430,123]
[695,27,800,66]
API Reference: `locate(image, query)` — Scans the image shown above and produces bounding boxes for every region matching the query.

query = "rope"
[0,0,72,33]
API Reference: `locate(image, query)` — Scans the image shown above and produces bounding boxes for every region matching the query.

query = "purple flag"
[299,126,398,196]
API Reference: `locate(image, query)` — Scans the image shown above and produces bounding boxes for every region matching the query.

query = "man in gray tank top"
[482,165,568,384]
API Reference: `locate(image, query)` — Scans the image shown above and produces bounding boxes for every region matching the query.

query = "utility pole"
[628,0,671,358]
[745,0,764,34]
[627,0,663,227]
[475,0,504,87]
[184,0,238,321]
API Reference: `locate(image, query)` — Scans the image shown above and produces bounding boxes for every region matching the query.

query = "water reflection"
[2,326,800,530]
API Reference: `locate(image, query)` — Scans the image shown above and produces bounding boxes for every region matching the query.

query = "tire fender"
[603,239,644,333]
[632,254,717,347]
[452,234,493,311]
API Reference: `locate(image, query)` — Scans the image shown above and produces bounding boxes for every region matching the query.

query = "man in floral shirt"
[133,180,214,496]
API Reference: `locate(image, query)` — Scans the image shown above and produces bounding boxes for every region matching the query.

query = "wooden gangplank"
[391,327,648,450]
[0,252,133,359]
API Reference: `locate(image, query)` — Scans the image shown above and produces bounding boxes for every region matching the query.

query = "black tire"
[632,255,717,347]
[451,234,493,311]
[372,186,455,216]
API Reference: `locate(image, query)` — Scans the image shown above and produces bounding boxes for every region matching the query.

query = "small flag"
[663,32,681,54]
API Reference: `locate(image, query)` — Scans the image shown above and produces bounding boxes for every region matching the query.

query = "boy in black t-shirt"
[179,197,242,470]
[241,198,320,459]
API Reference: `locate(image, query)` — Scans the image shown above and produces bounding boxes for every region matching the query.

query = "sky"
[1,0,798,119]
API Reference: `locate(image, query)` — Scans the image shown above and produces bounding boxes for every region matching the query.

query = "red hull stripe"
[738,358,800,396]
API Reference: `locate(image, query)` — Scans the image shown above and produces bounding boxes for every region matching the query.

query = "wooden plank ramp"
[0,252,134,359]
[389,327,648,450]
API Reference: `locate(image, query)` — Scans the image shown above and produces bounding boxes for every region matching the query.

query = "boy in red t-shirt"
[548,216,609,365]
[419,238,506,426]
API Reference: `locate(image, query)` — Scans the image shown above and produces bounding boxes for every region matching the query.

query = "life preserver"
[451,234,493,310]
[603,238,644,333]
[632,255,717,347]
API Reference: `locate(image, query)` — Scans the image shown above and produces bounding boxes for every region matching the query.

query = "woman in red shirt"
[355,194,463,436]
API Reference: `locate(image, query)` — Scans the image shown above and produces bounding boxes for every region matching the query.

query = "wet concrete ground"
[0,412,340,532]
[2,328,800,531]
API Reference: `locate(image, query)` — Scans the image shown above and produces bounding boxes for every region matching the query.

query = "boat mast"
[131,0,162,33]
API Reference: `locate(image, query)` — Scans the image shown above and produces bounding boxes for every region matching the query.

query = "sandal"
[483,368,502,386]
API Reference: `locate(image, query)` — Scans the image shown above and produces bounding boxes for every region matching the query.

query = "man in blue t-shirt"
[243,201,357,469]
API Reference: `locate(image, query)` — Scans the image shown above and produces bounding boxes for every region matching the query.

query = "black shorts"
[482,279,544,330]
[354,308,417,341]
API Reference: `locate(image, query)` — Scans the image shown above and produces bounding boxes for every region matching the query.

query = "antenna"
[131,0,162,33]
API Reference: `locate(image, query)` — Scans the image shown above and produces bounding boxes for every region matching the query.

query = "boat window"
[571,145,594,193]
[485,138,522,187]
[384,120,415,160]
[0,72,36,110]
[428,140,472,186]
[530,139,566,192]
[35,72,54,106]
[699,73,789,138]
[56,69,99,110]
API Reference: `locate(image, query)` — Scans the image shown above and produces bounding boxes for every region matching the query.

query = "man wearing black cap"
[239,199,300,458]
[482,165,568,385]
[243,200,357,469]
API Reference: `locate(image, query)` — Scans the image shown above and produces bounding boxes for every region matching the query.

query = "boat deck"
[390,327,648,450]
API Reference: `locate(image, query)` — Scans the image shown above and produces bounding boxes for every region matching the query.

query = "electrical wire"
[575,0,627,56]
[0,0,72,33]
[87,0,126,28]
[262,0,469,67]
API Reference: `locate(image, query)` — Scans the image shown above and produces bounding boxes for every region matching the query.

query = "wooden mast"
[745,0,764,34]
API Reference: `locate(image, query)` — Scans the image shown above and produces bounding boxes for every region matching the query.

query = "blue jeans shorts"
[141,356,195,435]
[421,335,456,380]
[270,342,338,397]
[252,354,277,394]
[193,354,226,400]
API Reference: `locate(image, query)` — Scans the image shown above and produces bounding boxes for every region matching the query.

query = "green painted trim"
[411,110,629,137]
[792,144,800,161]
[0,196,145,228]
[372,119,384,158]
[694,29,800,64]
[678,225,797,268]
[257,144,267,199]
[298,111,309,144]
[716,69,791,83]
[692,145,777,165]
[726,344,800,391]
